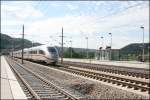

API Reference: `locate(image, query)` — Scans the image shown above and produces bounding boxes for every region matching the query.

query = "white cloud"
[2,1,149,49]
[50,3,62,7]
[26,15,99,36]
[1,2,43,21]
[15,5,43,19]
[1,5,19,11]
[1,20,24,26]
[67,4,78,10]
[25,2,149,49]
[50,3,78,10]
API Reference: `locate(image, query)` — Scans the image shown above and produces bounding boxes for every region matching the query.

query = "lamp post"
[109,33,112,60]
[61,27,64,63]
[69,40,72,58]
[11,38,14,58]
[140,26,144,62]
[21,24,24,64]
[85,37,88,59]
[101,36,104,60]
[31,40,34,59]
[10,34,15,59]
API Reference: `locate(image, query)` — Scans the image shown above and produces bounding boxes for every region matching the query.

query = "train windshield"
[47,47,57,53]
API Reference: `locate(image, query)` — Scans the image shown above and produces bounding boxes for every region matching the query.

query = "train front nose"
[47,47,59,63]
[51,53,58,60]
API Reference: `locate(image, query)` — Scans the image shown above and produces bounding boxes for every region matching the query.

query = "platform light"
[85,37,89,59]
[140,26,145,62]
[109,33,112,60]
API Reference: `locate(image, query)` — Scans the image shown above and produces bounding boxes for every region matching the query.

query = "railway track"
[10,57,150,95]
[57,66,150,94]
[62,61,150,79]
[6,58,77,100]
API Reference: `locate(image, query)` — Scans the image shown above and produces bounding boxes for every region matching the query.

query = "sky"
[1,1,149,49]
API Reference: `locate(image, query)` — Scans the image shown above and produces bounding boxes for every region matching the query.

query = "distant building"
[95,49,120,61]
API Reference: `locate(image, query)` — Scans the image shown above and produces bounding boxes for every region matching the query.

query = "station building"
[95,46,120,61]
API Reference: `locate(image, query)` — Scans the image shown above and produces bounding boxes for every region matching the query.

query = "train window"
[47,47,56,52]
[39,50,45,55]
[29,51,32,54]
[29,50,36,54]
[27,50,38,54]
[33,50,37,54]
[32,51,34,54]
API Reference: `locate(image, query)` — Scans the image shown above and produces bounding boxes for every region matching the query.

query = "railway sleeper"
[98,78,103,81]
[140,75,145,78]
[38,93,64,97]
[116,77,121,80]
[107,80,111,83]
[141,83,149,87]
[127,85,133,88]
[133,86,140,90]
[141,88,148,92]
[24,92,33,98]
[34,90,57,92]
[112,81,116,84]
[103,79,107,82]
[36,91,60,94]
[52,96,69,99]
[31,87,51,90]
[125,80,130,82]
[66,68,150,90]
[67,62,149,80]
[145,76,149,79]
[40,96,67,99]
[62,66,150,94]
[111,77,117,80]
[116,82,122,86]
[28,87,51,91]
[122,84,127,87]
[148,84,150,87]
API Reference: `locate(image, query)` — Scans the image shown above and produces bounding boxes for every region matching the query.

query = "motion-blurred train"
[13,45,59,65]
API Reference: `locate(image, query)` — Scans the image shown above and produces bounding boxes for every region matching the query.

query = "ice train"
[13,45,59,65]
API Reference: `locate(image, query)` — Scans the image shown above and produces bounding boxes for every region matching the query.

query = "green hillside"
[119,43,149,61]
[0,33,95,58]
[1,33,149,60]
[1,33,41,54]
[120,43,149,56]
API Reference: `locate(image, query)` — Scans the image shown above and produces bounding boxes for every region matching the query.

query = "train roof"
[14,45,56,53]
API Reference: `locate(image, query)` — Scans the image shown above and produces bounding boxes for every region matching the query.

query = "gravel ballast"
[14,59,149,99]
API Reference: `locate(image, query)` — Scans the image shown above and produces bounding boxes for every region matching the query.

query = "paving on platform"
[62,58,149,69]
[0,56,27,99]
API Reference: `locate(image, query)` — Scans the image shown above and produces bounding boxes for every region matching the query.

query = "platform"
[0,56,27,99]
[62,58,149,69]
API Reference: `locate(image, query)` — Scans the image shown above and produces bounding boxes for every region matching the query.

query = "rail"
[6,57,78,100]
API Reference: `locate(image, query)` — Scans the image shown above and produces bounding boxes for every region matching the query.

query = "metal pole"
[31,40,33,59]
[11,38,14,58]
[142,27,144,62]
[22,25,24,64]
[109,33,112,60]
[86,37,88,59]
[13,39,15,59]
[140,26,144,62]
[99,49,100,60]
[101,36,103,60]
[70,41,72,58]
[61,27,63,63]
[13,40,15,54]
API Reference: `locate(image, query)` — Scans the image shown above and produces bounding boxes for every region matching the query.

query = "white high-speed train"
[13,45,59,65]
